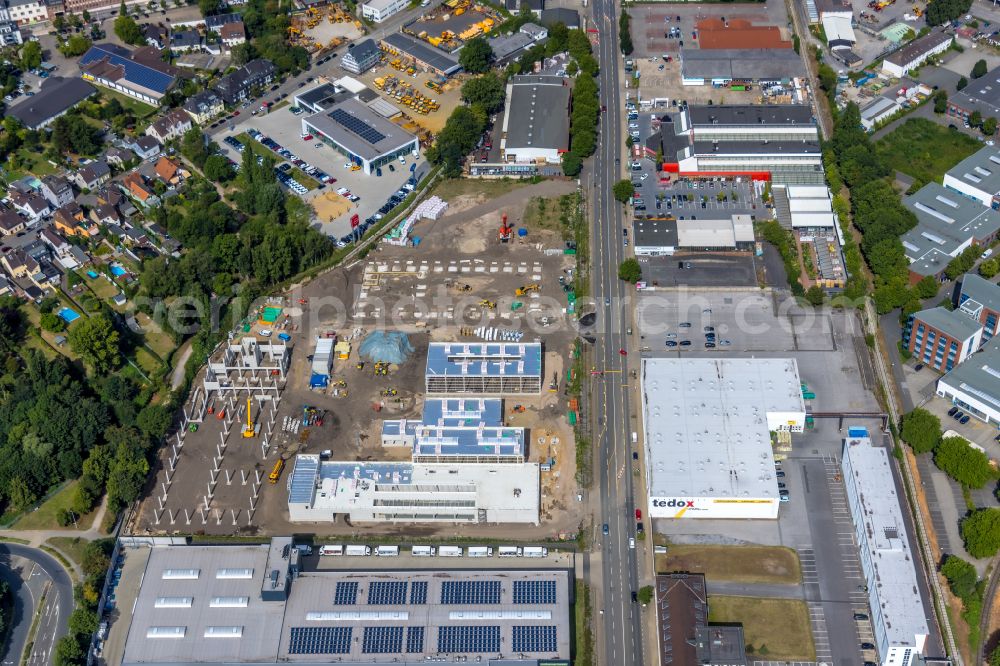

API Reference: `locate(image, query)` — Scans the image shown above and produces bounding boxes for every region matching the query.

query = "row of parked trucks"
[315,545,549,558]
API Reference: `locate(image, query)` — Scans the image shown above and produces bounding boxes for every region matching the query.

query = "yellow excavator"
[479,299,497,309]
[515,284,540,296]
[242,397,255,438]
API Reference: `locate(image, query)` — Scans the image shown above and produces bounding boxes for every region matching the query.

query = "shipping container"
[345,545,371,556]
[522,546,548,558]
[376,545,399,557]
[320,545,343,556]
[438,546,463,557]
[467,546,493,557]
[498,546,522,557]
[411,545,436,557]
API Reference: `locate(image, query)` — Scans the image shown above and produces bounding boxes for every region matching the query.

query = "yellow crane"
[242,397,255,438]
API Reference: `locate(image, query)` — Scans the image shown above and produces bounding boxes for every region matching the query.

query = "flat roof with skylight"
[943,145,1000,206]
[902,182,1000,270]
[641,358,805,520]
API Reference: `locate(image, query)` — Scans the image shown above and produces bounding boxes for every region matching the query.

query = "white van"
[411,545,436,557]
[376,545,399,557]
[467,546,493,558]
[984,248,994,259]
[345,545,371,556]
[522,547,548,558]
[320,545,343,556]
[438,546,463,557]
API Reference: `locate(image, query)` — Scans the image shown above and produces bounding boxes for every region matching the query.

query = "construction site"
[131,179,586,539]
[403,0,502,53]
[352,55,466,134]
[286,4,365,57]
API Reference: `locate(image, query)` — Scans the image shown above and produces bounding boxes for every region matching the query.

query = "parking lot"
[629,158,762,218]
[636,289,837,353]
[639,254,759,288]
[216,103,427,238]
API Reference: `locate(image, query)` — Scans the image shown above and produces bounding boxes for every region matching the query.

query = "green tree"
[971,110,983,128]
[637,585,653,605]
[618,258,642,283]
[900,408,942,453]
[40,312,66,333]
[8,477,35,511]
[973,58,989,79]
[935,436,995,488]
[612,179,634,203]
[105,426,150,510]
[804,285,825,306]
[561,152,582,177]
[198,0,218,16]
[915,275,939,298]
[962,508,1000,558]
[53,635,84,666]
[941,555,978,600]
[989,644,1000,666]
[59,34,92,57]
[981,257,1000,279]
[619,10,633,55]
[114,12,144,45]
[933,90,948,114]
[203,154,233,182]
[68,314,121,374]
[68,607,99,637]
[984,117,998,136]
[20,41,42,71]
[958,76,969,90]
[458,37,494,74]
[460,72,506,114]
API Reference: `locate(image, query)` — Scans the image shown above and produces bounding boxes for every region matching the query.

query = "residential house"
[5,0,47,26]
[219,21,246,49]
[72,160,111,191]
[123,172,159,207]
[340,39,380,75]
[39,175,74,208]
[6,76,97,130]
[213,58,276,105]
[143,23,169,49]
[146,107,193,143]
[0,209,26,236]
[1,247,39,278]
[97,187,138,217]
[170,29,202,53]
[654,574,747,666]
[154,156,187,186]
[129,135,162,160]
[39,226,70,255]
[882,30,953,78]
[104,147,133,169]
[183,89,224,124]
[90,203,124,227]
[53,203,94,237]
[203,12,243,31]
[8,189,51,221]
[0,274,13,297]
[903,306,984,372]
[79,43,180,104]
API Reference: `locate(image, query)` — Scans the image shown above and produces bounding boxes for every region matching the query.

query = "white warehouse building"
[842,428,930,664]
[641,358,805,520]
[361,0,407,22]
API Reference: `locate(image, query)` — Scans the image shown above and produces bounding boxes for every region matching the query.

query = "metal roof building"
[937,337,1000,424]
[286,455,540,524]
[902,182,1000,278]
[80,43,178,104]
[943,145,1000,208]
[500,75,571,166]
[425,342,543,395]
[842,430,930,663]
[380,32,461,76]
[382,397,526,463]
[7,77,97,130]
[122,539,570,664]
[679,48,805,85]
[641,358,805,520]
[301,97,418,174]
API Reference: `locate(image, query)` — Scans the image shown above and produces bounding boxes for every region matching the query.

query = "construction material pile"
[384,196,449,246]
[359,331,414,364]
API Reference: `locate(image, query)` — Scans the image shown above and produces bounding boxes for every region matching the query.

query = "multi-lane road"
[0,545,73,666]
[588,0,645,665]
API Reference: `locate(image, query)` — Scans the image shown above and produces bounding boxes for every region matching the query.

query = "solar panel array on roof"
[513,580,557,604]
[288,627,352,654]
[406,626,425,653]
[288,456,319,503]
[437,625,500,653]
[409,581,428,605]
[80,44,176,95]
[362,626,404,654]
[512,625,557,653]
[440,580,501,605]
[333,581,359,605]
[368,581,407,605]
[329,108,386,144]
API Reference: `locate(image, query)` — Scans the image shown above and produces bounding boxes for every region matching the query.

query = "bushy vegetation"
[619,10,633,56]
[618,258,642,283]
[561,31,600,177]
[759,220,804,295]
[962,508,1000,558]
[901,408,942,453]
[925,0,972,26]
[54,539,114,665]
[941,554,984,653]
[934,436,996,488]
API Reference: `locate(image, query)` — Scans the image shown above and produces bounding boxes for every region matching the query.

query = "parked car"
[948,406,959,417]
[602,523,609,535]
[960,414,971,424]
[853,613,868,621]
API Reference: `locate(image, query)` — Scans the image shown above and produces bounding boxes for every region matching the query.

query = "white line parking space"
[807,602,833,663]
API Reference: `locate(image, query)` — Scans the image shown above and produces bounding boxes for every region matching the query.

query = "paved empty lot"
[639,254,759,288]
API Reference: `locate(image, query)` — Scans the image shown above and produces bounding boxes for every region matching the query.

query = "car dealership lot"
[216,105,427,238]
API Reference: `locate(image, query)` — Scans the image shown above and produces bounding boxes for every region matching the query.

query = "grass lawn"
[10,481,98,531]
[46,537,90,574]
[289,167,320,190]
[135,347,162,375]
[134,312,177,359]
[876,118,982,188]
[14,148,58,176]
[100,89,157,118]
[80,269,120,301]
[708,595,815,661]
[657,545,801,584]
[432,178,533,200]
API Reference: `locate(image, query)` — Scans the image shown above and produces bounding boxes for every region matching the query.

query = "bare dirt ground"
[133,179,587,540]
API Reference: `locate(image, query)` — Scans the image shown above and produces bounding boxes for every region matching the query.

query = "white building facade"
[361,0,407,22]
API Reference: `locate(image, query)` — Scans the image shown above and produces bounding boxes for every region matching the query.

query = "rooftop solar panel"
[329,108,386,144]
[513,580,557,604]
[368,581,407,605]
[406,626,425,653]
[80,45,175,95]
[333,581,359,605]
[440,580,501,605]
[288,627,352,654]
[436,625,500,654]
[362,626,404,654]
[512,625,557,653]
[410,581,428,605]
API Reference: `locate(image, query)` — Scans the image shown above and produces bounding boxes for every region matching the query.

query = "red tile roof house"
[0,209,26,236]
[123,172,160,208]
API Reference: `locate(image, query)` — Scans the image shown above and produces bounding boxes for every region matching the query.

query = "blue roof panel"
[425,343,542,378]
[80,44,176,95]
[288,455,319,503]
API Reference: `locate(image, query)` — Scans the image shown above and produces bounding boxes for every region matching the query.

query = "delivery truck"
[345,545,371,556]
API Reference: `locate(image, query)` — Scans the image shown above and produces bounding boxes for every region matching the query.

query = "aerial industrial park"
[4,0,1000,663]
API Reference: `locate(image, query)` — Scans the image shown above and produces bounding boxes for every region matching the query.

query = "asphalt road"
[589,0,644,665]
[0,545,73,666]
